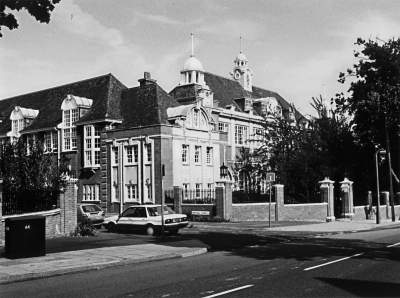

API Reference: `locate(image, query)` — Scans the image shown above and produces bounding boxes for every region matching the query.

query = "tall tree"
[0,0,61,37]
[336,37,400,220]
[235,98,356,204]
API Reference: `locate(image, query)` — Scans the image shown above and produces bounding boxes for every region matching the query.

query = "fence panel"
[182,189,215,204]
[2,188,59,215]
[233,190,273,204]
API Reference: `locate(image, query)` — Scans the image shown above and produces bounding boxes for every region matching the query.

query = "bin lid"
[5,215,45,222]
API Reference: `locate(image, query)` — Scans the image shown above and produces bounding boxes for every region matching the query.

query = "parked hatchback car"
[103,205,188,235]
[77,203,105,228]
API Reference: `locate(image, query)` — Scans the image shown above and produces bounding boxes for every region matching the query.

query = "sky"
[1,0,399,116]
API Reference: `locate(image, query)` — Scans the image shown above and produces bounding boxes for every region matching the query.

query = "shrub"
[191,215,231,223]
[70,215,98,237]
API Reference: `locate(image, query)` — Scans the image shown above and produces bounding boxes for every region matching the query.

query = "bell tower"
[230,36,252,92]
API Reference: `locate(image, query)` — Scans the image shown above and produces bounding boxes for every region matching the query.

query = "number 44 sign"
[266,173,275,182]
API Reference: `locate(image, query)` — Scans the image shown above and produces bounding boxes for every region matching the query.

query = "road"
[2,227,400,297]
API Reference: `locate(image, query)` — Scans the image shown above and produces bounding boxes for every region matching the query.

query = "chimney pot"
[138,72,157,86]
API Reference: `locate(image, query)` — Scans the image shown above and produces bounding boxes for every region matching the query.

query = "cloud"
[52,0,124,48]
[134,12,183,25]
[197,19,264,40]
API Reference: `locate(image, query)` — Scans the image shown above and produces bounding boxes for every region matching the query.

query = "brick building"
[0,44,305,213]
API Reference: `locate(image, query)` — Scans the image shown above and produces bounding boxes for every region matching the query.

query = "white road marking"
[203,285,254,298]
[304,253,364,271]
[387,242,400,248]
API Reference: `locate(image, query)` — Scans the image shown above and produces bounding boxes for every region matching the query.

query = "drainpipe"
[119,143,124,214]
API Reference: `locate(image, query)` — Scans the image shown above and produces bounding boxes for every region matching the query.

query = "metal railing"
[2,188,60,215]
[182,189,215,204]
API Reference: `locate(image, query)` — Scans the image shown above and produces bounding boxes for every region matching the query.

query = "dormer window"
[244,99,253,111]
[12,119,24,133]
[8,106,39,139]
[60,95,93,152]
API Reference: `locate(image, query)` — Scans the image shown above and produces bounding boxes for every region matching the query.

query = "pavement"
[1,218,399,285]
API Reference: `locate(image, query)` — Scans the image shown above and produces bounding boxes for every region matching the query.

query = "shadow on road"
[180,229,400,263]
[316,278,400,297]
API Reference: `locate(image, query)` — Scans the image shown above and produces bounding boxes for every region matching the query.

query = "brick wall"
[354,204,400,221]
[282,203,328,221]
[232,203,276,221]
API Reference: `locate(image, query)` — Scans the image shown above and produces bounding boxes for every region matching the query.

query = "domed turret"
[236,52,247,62]
[179,33,206,86]
[183,56,203,71]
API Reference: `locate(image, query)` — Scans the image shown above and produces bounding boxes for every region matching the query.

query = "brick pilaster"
[60,180,77,235]
[340,178,354,219]
[274,184,284,221]
[319,177,335,222]
[173,186,182,214]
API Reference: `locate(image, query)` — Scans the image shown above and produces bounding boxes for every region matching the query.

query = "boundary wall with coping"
[0,181,77,245]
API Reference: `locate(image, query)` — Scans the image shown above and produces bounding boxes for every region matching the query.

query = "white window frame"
[235,125,248,145]
[194,146,201,164]
[126,184,138,202]
[44,131,58,152]
[82,184,100,202]
[126,145,138,164]
[206,147,212,164]
[218,122,229,132]
[62,108,78,151]
[183,183,189,199]
[84,125,101,167]
[182,144,189,163]
[195,183,202,198]
[146,143,152,162]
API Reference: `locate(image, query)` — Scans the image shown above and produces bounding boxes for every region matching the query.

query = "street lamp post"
[375,148,386,224]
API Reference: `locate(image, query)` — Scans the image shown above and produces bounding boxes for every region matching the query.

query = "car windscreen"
[82,205,102,212]
[147,206,176,216]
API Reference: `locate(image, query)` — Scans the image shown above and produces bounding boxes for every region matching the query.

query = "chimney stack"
[138,72,157,87]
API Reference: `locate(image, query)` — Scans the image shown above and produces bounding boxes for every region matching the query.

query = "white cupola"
[180,33,206,86]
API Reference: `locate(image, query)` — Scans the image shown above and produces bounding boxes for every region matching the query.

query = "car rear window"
[147,206,176,216]
[82,205,102,212]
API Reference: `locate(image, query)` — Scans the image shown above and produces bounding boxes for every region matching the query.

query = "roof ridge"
[0,73,112,102]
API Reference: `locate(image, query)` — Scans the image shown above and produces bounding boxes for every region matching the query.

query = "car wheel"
[146,225,154,236]
[169,229,179,236]
[108,222,117,233]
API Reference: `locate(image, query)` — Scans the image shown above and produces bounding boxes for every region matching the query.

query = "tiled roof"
[168,84,197,103]
[118,83,180,128]
[0,74,127,135]
[203,72,304,120]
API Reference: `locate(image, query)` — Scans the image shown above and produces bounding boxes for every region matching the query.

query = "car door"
[129,207,148,231]
[117,208,136,231]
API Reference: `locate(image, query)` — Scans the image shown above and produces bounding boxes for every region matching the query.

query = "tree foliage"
[0,0,61,37]
[235,97,357,203]
[335,37,400,195]
[336,37,400,147]
[0,138,69,191]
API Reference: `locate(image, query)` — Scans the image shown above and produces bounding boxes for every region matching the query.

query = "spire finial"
[191,31,194,57]
[240,35,242,53]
